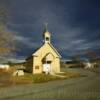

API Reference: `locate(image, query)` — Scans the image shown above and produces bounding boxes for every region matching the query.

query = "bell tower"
[43,24,51,44]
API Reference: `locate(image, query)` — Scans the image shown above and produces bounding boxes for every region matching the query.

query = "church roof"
[26,45,42,60]
[26,43,61,60]
[32,43,61,58]
[48,43,61,58]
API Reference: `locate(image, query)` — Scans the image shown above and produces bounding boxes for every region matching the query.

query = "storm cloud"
[0,0,100,61]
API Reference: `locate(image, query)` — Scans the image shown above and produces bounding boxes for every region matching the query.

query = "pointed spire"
[43,23,51,44]
[44,22,48,32]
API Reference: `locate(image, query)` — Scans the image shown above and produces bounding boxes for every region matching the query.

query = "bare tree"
[0,28,17,56]
[0,7,17,56]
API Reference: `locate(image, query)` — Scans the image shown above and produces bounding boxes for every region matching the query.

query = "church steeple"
[43,23,51,44]
[44,23,48,32]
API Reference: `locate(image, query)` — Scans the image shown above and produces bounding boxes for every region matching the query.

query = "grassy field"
[9,72,81,85]
[10,73,60,84]
[0,68,100,100]
[0,68,82,87]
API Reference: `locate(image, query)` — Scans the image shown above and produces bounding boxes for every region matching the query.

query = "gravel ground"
[0,68,100,100]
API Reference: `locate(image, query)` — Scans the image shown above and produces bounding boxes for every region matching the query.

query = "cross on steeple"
[44,23,48,32]
[43,23,51,44]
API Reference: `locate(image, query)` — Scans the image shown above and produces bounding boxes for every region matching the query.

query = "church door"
[43,61,51,74]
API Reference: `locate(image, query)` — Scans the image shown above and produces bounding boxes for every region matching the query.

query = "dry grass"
[10,73,61,84]
[0,69,12,87]
[5,72,82,85]
[0,68,82,88]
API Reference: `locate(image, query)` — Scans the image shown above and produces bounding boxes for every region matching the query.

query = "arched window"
[46,37,49,41]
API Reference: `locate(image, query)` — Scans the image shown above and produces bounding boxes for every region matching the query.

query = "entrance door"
[43,63,51,74]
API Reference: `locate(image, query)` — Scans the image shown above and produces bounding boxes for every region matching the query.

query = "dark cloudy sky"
[0,0,100,61]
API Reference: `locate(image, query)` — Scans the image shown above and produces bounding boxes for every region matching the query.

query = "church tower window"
[43,23,51,44]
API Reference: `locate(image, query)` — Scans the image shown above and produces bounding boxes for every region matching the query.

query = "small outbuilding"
[13,69,24,76]
[9,63,25,76]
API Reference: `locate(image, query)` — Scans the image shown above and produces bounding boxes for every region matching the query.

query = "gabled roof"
[32,43,61,58]
[26,44,43,60]
[48,43,61,58]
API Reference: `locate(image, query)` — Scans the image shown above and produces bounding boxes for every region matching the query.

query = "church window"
[46,37,49,41]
